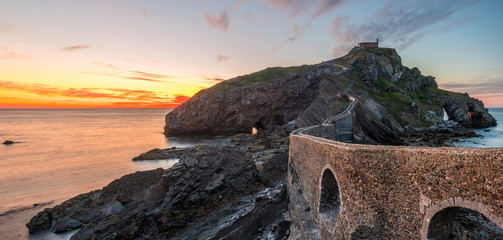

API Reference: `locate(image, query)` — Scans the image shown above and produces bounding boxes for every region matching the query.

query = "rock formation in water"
[164,47,496,144]
[27,137,290,239]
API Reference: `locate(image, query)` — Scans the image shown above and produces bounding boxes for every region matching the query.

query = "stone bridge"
[288,123,503,239]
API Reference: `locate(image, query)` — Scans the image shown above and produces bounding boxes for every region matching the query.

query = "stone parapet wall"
[288,132,503,239]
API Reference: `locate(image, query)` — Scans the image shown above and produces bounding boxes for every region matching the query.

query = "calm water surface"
[0,109,176,239]
[0,108,501,239]
[452,108,503,148]
[0,108,232,240]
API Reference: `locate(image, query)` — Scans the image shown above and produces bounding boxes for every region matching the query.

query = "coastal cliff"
[164,47,496,144]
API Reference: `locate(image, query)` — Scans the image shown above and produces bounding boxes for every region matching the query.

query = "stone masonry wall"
[288,132,503,239]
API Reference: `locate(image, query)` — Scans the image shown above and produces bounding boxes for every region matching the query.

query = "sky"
[0,0,502,108]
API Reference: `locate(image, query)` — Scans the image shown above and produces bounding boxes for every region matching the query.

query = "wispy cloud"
[260,0,347,52]
[331,0,480,55]
[123,76,172,83]
[201,75,227,83]
[216,54,230,62]
[94,61,120,70]
[61,44,91,52]
[0,47,23,59]
[81,70,181,84]
[262,0,345,20]
[203,9,232,31]
[131,71,173,79]
[123,70,176,83]
[0,80,192,108]
[205,77,226,82]
[172,95,190,104]
[439,80,503,95]
[0,80,163,100]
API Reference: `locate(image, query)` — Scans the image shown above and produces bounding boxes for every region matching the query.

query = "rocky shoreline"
[25,124,488,239]
[27,130,291,239]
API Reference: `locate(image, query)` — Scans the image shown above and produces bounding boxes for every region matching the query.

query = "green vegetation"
[419,87,467,104]
[215,65,313,90]
[335,49,367,67]
[345,51,367,65]
[371,77,436,127]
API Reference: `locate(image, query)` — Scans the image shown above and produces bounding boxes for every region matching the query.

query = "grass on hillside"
[215,65,314,90]
[372,77,437,127]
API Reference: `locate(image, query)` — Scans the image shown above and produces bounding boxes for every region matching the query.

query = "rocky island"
[27,47,499,239]
[165,47,495,145]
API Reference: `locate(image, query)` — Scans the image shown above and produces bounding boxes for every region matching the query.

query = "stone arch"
[421,198,503,239]
[318,166,341,230]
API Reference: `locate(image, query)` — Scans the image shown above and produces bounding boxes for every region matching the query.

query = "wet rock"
[26,211,51,234]
[50,217,82,233]
[132,148,188,161]
[28,145,285,239]
[26,168,165,234]
[259,154,288,187]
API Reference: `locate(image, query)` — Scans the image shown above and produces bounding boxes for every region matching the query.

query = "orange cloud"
[131,71,173,79]
[0,80,191,108]
[172,95,190,104]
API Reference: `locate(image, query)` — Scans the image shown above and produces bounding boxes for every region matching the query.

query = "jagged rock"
[386,85,402,93]
[132,147,189,161]
[27,168,165,234]
[350,47,404,84]
[50,217,82,233]
[399,67,438,92]
[440,92,496,128]
[164,67,323,134]
[27,145,290,239]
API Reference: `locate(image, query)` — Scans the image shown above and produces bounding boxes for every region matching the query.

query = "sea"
[0,108,501,240]
[451,108,503,148]
[0,108,230,240]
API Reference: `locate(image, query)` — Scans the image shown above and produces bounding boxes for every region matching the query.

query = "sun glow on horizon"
[1,1,502,108]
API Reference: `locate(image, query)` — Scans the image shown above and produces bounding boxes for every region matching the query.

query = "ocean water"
[451,108,503,148]
[0,108,501,239]
[0,108,230,240]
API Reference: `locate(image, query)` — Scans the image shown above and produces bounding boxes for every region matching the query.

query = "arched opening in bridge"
[319,169,340,229]
[427,207,503,239]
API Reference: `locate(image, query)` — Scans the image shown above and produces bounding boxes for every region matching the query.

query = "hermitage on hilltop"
[358,38,379,48]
